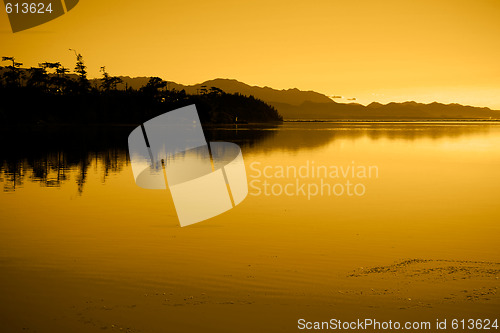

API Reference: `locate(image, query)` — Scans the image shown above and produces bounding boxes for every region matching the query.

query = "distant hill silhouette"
[112,77,500,120]
[170,79,333,105]
[102,77,332,105]
[274,100,500,120]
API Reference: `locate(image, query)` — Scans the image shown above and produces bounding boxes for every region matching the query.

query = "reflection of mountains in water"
[0,123,497,192]
[234,122,498,153]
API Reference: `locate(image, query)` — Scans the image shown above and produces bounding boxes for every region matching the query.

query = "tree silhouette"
[37,62,64,92]
[2,56,15,67]
[70,49,90,92]
[209,86,224,95]
[26,67,47,89]
[2,56,24,87]
[99,66,123,91]
[143,77,166,92]
[55,66,70,93]
[56,66,69,76]
[0,54,283,125]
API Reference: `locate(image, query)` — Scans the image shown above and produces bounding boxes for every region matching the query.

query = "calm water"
[0,122,499,331]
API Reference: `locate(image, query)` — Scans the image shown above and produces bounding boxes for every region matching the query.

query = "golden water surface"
[0,122,499,332]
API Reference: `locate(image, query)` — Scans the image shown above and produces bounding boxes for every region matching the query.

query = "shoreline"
[1,119,500,129]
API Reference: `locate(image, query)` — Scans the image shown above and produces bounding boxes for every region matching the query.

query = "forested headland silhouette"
[0,54,283,125]
[0,53,283,193]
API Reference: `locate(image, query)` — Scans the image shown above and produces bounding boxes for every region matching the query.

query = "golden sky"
[1,0,500,109]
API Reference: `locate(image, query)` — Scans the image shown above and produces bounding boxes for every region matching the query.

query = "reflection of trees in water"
[0,124,277,193]
[0,126,130,193]
[1,123,497,193]
[1,149,127,194]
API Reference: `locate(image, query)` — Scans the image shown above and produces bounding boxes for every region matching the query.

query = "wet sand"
[0,258,498,332]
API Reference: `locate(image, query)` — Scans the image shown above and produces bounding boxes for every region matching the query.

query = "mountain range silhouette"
[110,77,500,120]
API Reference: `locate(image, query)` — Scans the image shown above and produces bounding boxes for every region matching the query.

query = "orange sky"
[1,0,500,109]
